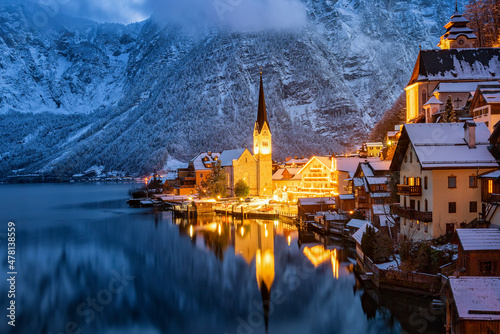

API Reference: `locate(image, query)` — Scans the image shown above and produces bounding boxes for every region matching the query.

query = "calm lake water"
[0,184,445,334]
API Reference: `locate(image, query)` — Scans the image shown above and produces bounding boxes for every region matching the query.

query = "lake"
[0,183,445,334]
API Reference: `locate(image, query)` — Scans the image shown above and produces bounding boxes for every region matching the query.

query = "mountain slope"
[0,0,462,177]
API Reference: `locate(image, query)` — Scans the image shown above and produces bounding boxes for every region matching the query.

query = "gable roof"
[218,148,248,167]
[456,228,500,251]
[407,49,500,86]
[272,167,302,181]
[352,222,378,245]
[448,277,500,321]
[298,156,334,174]
[390,123,498,171]
[190,152,221,171]
[336,157,379,177]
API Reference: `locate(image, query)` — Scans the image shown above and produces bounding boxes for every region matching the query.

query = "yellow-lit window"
[488,179,494,194]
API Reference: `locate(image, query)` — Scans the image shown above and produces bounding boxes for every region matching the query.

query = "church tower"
[437,3,477,49]
[253,70,273,198]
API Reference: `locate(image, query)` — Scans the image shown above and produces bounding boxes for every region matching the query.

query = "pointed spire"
[455,0,458,13]
[256,68,270,134]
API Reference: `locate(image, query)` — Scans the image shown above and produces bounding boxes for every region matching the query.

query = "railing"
[391,204,432,222]
[397,184,422,196]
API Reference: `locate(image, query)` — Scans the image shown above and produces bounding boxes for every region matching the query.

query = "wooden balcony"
[397,184,422,196]
[391,204,432,222]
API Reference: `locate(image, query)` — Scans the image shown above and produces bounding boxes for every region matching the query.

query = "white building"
[390,122,498,240]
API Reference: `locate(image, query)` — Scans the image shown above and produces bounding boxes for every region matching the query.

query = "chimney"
[208,151,212,156]
[464,121,477,149]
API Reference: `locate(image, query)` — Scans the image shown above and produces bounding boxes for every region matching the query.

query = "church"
[405,5,500,125]
[207,71,273,198]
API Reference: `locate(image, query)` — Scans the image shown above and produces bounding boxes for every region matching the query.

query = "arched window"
[424,176,428,189]
[421,89,427,105]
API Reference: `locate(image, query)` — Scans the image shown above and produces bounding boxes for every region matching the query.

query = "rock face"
[0,0,460,176]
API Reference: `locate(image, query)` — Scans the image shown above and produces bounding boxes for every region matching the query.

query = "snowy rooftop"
[339,194,355,200]
[298,197,335,206]
[346,219,369,229]
[371,192,391,198]
[456,228,500,251]
[449,277,500,321]
[218,148,246,167]
[423,96,443,106]
[402,123,498,169]
[272,167,302,180]
[370,160,391,171]
[191,152,221,171]
[431,81,494,94]
[337,157,379,176]
[360,163,374,177]
[366,176,388,185]
[372,204,390,215]
[366,142,383,147]
[352,222,378,245]
[408,49,500,85]
[324,213,348,221]
[480,170,500,179]
[285,158,309,165]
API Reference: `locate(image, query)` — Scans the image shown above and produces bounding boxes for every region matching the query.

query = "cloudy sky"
[37,0,308,30]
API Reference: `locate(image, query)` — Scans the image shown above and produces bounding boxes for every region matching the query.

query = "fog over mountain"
[0,0,462,177]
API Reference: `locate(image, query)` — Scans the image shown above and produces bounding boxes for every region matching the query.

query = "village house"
[351,160,392,222]
[359,142,384,158]
[442,277,500,334]
[405,7,500,123]
[171,152,220,195]
[390,122,498,240]
[468,84,500,132]
[271,167,301,202]
[296,156,338,198]
[454,228,500,276]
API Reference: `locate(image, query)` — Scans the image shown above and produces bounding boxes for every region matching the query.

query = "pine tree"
[204,160,227,198]
[443,96,457,123]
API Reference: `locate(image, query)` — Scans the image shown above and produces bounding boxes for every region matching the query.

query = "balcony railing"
[397,184,422,196]
[392,204,432,222]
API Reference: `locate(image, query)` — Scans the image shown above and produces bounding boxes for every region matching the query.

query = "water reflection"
[0,184,421,334]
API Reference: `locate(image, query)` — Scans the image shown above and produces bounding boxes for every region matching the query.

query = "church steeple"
[437,5,477,49]
[256,69,270,134]
[253,69,272,197]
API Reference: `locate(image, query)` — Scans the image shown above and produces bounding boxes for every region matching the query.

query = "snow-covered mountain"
[0,0,462,177]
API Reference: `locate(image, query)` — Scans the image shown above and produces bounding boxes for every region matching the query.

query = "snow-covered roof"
[339,194,355,200]
[372,204,390,215]
[480,169,500,179]
[272,167,302,180]
[423,96,443,106]
[218,148,247,167]
[353,177,364,187]
[386,131,399,137]
[378,215,395,227]
[285,158,309,165]
[366,176,388,185]
[360,163,374,177]
[347,219,369,229]
[393,123,498,170]
[371,192,391,198]
[449,277,500,321]
[190,152,221,171]
[324,213,347,221]
[336,157,378,176]
[352,222,378,245]
[407,49,500,86]
[298,156,334,174]
[431,81,494,94]
[456,228,500,251]
[298,197,335,206]
[370,160,391,171]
